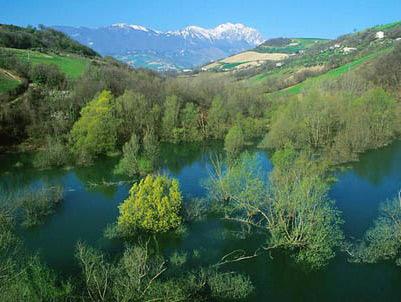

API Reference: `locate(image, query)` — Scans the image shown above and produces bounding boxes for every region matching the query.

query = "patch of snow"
[167,22,264,46]
[111,23,149,32]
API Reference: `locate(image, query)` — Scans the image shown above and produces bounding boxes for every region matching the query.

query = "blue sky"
[1,0,400,38]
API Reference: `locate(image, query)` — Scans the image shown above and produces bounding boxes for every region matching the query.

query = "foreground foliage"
[76,242,254,302]
[0,208,72,301]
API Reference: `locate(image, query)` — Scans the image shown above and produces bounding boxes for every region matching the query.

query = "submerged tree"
[76,241,254,302]
[114,130,160,177]
[208,149,344,270]
[351,193,401,265]
[117,175,183,234]
[114,132,141,177]
[224,124,246,158]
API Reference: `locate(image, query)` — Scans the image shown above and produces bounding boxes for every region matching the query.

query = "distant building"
[275,62,284,67]
[334,43,341,48]
[375,31,385,39]
[343,47,357,53]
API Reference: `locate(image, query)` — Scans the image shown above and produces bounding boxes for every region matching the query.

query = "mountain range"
[54,23,264,71]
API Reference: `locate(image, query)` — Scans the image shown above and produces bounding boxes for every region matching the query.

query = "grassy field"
[269,51,385,97]
[0,69,21,93]
[256,38,329,54]
[0,75,20,92]
[2,48,90,79]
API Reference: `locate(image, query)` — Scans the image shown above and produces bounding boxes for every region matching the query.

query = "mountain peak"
[169,23,263,45]
[55,22,265,71]
[111,23,150,32]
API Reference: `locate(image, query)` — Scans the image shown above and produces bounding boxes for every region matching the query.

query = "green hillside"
[237,20,401,97]
[2,48,90,79]
[272,50,388,96]
[255,37,329,54]
[0,24,98,57]
[0,24,99,94]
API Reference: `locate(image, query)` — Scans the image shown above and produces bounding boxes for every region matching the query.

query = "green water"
[1,141,401,301]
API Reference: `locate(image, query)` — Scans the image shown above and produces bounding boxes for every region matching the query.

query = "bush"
[209,271,254,300]
[33,136,70,169]
[0,256,72,302]
[351,195,401,264]
[114,133,140,177]
[76,242,254,301]
[224,124,245,158]
[19,185,63,227]
[30,63,66,88]
[117,175,183,233]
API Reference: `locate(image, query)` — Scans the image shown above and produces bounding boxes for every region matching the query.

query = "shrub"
[224,124,245,158]
[30,63,66,88]
[76,242,254,301]
[351,195,401,264]
[0,256,72,302]
[33,136,70,169]
[209,271,254,300]
[117,175,183,233]
[19,185,63,227]
[114,133,140,177]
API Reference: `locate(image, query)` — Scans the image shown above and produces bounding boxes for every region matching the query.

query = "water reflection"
[351,140,401,186]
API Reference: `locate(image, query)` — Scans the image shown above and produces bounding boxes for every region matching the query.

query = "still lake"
[1,141,401,301]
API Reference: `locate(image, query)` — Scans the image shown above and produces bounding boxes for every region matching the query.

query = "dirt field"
[221,51,288,63]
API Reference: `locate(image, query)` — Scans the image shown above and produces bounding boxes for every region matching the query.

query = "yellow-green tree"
[69,90,118,163]
[118,175,183,233]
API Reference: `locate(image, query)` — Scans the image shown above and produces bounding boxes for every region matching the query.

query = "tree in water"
[114,132,140,177]
[224,124,245,159]
[350,192,401,265]
[208,148,344,270]
[118,175,183,234]
[69,90,119,164]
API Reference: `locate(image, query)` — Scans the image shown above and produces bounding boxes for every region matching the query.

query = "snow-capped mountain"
[54,23,264,71]
[168,23,263,45]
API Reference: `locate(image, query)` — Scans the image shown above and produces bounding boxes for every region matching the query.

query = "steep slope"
[54,23,264,71]
[235,21,401,94]
[0,24,98,57]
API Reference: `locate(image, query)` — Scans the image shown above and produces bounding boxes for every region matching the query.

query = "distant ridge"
[54,23,264,71]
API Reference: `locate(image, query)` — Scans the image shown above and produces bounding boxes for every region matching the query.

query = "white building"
[343,47,357,53]
[375,31,385,39]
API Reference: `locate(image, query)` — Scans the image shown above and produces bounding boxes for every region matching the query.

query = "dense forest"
[1,22,401,301]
